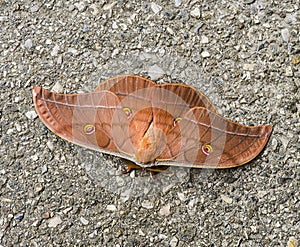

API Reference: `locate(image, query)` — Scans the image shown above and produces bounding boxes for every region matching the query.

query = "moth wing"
[156,107,272,168]
[33,86,135,159]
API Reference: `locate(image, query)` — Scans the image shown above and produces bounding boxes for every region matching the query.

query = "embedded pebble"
[281,28,290,43]
[287,237,298,247]
[34,183,44,193]
[129,170,135,178]
[51,82,64,93]
[292,55,300,65]
[285,66,293,77]
[200,36,209,44]
[68,47,79,56]
[31,154,39,161]
[190,7,201,18]
[79,217,89,225]
[141,200,154,209]
[257,190,268,198]
[48,216,62,228]
[151,3,162,14]
[24,39,33,49]
[148,64,165,80]
[170,236,179,247]
[74,2,86,12]
[106,204,117,211]
[220,194,233,204]
[46,140,54,151]
[201,50,210,58]
[174,0,181,7]
[25,111,37,120]
[14,97,21,103]
[177,192,187,202]
[90,4,99,15]
[159,205,171,216]
[243,63,255,71]
[14,213,24,221]
[51,45,60,57]
[41,165,48,174]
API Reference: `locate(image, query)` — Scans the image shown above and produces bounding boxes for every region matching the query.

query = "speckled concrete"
[0,1,299,246]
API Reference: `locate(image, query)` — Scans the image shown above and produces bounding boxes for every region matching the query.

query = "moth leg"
[149,171,162,184]
[121,159,142,174]
[146,166,169,173]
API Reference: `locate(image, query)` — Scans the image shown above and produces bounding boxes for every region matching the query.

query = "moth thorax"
[135,127,167,163]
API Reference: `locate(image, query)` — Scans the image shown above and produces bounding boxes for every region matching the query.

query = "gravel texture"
[0,0,299,246]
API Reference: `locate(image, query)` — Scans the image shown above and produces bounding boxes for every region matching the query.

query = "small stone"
[285,13,297,25]
[74,2,86,12]
[243,0,256,4]
[79,217,89,225]
[41,165,48,174]
[167,27,174,35]
[139,229,145,236]
[285,66,293,77]
[119,23,127,31]
[15,122,21,132]
[112,21,118,29]
[24,39,33,49]
[194,22,204,34]
[45,39,52,45]
[111,48,119,58]
[48,215,62,228]
[68,5,75,11]
[281,28,290,43]
[201,50,210,58]
[34,183,44,193]
[0,16,8,22]
[6,129,14,135]
[57,55,63,64]
[200,36,209,44]
[220,194,233,204]
[190,7,201,18]
[30,5,39,12]
[151,3,162,14]
[14,96,21,103]
[257,190,268,198]
[148,64,165,80]
[287,237,298,247]
[129,170,135,178]
[31,220,40,227]
[175,0,181,7]
[31,154,39,161]
[90,4,99,15]
[170,236,179,247]
[42,211,51,219]
[162,184,174,194]
[177,192,187,202]
[51,82,64,93]
[106,204,117,211]
[103,2,117,10]
[243,63,255,71]
[25,110,37,120]
[159,204,171,216]
[141,200,154,209]
[292,55,300,65]
[63,207,72,214]
[115,229,122,237]
[14,213,24,221]
[51,45,59,57]
[68,47,79,56]
[46,140,54,151]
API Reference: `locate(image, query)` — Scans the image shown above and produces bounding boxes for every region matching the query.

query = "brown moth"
[32,74,272,170]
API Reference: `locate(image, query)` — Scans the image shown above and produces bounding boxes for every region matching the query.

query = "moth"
[32,74,272,171]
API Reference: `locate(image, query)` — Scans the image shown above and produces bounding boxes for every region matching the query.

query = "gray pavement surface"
[0,1,299,246]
